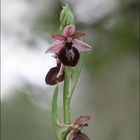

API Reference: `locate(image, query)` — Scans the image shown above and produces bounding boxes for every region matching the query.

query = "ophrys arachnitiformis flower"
[58,116,91,140]
[46,25,91,66]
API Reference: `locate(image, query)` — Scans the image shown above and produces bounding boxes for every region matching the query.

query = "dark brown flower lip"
[58,47,80,66]
[68,131,90,140]
[45,66,64,85]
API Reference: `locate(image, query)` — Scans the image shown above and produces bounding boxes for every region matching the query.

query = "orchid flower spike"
[46,25,91,66]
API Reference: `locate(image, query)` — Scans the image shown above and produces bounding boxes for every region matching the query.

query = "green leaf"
[52,85,62,140]
[70,53,85,97]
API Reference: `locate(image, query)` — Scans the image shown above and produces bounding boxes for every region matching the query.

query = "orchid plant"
[45,5,91,140]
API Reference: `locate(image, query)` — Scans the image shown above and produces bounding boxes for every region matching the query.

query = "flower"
[45,60,64,85]
[58,116,91,140]
[68,116,91,140]
[72,116,91,133]
[46,25,91,66]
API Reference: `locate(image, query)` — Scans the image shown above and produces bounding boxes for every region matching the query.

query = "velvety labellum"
[69,131,90,140]
[45,66,64,85]
[58,44,80,66]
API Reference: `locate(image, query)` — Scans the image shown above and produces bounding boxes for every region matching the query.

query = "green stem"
[63,67,71,124]
[62,67,72,140]
[63,96,71,124]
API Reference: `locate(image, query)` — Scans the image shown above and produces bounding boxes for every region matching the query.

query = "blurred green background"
[1,0,139,140]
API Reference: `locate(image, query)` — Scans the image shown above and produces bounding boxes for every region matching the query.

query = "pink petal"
[52,34,67,41]
[70,32,86,40]
[64,25,74,37]
[45,41,64,53]
[73,39,91,52]
[74,116,91,125]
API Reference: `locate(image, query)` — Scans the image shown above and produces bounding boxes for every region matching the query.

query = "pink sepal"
[52,34,67,41]
[71,32,86,40]
[45,41,64,53]
[64,25,75,37]
[73,39,91,52]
